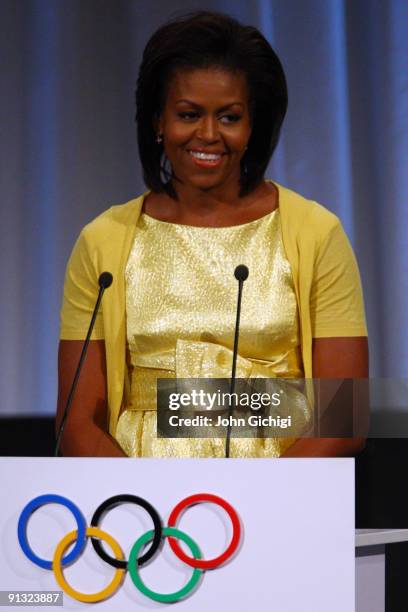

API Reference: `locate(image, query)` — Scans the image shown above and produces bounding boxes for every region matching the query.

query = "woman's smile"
[187,148,226,168]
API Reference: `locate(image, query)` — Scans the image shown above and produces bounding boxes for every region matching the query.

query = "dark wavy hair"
[136,11,288,198]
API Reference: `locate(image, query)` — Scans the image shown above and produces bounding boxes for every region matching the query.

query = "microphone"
[98,271,113,289]
[225,265,249,458]
[234,264,249,283]
[54,272,113,457]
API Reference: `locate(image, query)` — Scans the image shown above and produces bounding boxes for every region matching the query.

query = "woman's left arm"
[282,336,368,457]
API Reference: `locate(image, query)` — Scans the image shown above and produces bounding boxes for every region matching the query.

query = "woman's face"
[158,67,251,193]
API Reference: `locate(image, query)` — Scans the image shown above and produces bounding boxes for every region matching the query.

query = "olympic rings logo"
[17,493,241,604]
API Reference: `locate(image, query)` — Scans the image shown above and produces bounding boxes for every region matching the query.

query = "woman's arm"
[56,340,126,457]
[282,336,368,457]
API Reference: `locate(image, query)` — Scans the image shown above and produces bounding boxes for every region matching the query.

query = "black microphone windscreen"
[99,272,113,289]
[234,265,249,282]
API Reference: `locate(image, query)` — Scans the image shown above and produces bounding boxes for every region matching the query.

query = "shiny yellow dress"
[115,209,305,457]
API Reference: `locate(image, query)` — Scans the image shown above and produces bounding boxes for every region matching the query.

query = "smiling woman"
[57,11,368,458]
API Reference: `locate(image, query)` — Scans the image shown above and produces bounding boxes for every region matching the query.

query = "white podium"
[0,458,354,611]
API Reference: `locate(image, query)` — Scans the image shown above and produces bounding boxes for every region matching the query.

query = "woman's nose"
[196,116,219,142]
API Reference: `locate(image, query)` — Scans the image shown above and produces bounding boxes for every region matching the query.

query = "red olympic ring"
[167,493,241,570]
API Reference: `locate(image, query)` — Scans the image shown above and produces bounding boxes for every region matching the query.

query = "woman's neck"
[143,180,278,228]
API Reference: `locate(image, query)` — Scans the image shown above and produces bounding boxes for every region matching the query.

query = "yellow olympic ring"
[52,527,125,603]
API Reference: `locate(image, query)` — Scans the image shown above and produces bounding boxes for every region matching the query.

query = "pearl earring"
[156,134,163,144]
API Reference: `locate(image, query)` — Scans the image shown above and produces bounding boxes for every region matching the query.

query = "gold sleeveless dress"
[115,209,305,457]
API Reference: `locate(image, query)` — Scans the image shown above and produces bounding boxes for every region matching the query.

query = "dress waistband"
[125,339,303,413]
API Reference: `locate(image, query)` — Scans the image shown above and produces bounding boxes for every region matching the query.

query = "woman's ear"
[153,114,163,138]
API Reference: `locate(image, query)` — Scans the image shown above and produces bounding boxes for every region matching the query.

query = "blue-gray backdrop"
[1,0,407,415]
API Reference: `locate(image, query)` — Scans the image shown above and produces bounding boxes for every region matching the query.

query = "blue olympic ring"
[17,494,87,570]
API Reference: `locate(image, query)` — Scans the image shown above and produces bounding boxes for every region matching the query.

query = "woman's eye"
[178,111,199,120]
[220,114,242,124]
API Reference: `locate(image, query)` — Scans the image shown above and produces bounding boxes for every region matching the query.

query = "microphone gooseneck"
[225,265,249,458]
[54,272,113,457]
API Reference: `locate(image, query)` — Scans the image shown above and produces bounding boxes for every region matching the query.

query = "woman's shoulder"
[275,182,342,239]
[79,193,146,244]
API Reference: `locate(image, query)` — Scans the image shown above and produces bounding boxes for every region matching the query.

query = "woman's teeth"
[189,151,222,160]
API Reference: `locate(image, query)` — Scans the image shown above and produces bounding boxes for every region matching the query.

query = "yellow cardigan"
[60,183,367,435]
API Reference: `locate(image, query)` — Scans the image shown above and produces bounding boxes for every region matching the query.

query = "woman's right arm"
[56,340,126,457]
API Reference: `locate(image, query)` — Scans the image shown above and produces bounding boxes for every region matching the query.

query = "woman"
[57,12,368,457]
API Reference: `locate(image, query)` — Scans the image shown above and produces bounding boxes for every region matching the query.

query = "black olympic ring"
[90,494,162,569]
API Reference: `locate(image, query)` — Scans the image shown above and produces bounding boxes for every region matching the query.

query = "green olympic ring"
[128,527,203,603]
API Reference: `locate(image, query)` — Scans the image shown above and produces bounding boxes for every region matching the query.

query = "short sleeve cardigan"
[60,183,367,435]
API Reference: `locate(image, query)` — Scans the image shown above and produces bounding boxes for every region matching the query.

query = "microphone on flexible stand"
[225,265,249,458]
[54,272,113,457]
